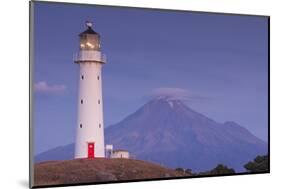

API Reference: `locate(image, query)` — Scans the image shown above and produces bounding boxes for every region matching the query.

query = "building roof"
[113,149,129,153]
[79,21,99,36]
[79,26,99,36]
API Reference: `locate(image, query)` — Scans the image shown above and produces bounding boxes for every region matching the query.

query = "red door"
[88,143,95,158]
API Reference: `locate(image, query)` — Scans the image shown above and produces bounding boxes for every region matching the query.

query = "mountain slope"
[35,144,74,163]
[105,98,267,172]
[35,98,267,172]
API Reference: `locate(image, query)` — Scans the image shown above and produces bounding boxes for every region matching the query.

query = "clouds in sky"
[149,87,209,102]
[34,81,66,94]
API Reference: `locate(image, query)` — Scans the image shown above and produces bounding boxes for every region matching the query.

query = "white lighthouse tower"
[74,21,106,159]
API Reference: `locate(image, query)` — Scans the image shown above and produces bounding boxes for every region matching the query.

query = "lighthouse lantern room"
[74,21,106,159]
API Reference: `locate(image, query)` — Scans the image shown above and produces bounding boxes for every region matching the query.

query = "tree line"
[175,154,268,176]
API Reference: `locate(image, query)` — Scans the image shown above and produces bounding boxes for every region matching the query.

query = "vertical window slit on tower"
[99,124,101,128]
[98,100,100,104]
[81,75,84,80]
[81,99,83,104]
[97,75,100,80]
[80,124,82,128]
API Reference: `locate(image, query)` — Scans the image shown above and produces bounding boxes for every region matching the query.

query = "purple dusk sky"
[32,2,268,154]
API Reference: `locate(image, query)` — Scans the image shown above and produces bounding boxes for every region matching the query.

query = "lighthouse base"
[75,140,105,159]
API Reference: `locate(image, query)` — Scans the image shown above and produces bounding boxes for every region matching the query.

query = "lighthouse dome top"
[79,21,99,36]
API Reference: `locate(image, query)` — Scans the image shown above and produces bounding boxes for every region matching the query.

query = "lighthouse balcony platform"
[74,51,106,63]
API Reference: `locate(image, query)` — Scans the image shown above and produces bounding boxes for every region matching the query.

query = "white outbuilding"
[105,144,113,158]
[111,150,130,159]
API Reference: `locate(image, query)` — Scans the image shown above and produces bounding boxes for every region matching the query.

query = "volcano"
[105,98,267,171]
[35,97,267,172]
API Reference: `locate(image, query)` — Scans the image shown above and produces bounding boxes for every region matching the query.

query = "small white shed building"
[105,144,113,158]
[111,150,130,159]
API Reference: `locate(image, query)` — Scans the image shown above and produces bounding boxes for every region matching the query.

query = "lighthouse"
[74,21,106,159]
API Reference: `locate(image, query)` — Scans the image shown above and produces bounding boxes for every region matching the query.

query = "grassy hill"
[33,158,190,187]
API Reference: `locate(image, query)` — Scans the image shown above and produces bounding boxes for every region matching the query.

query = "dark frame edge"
[29,0,35,188]
[267,16,270,173]
[32,171,270,188]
